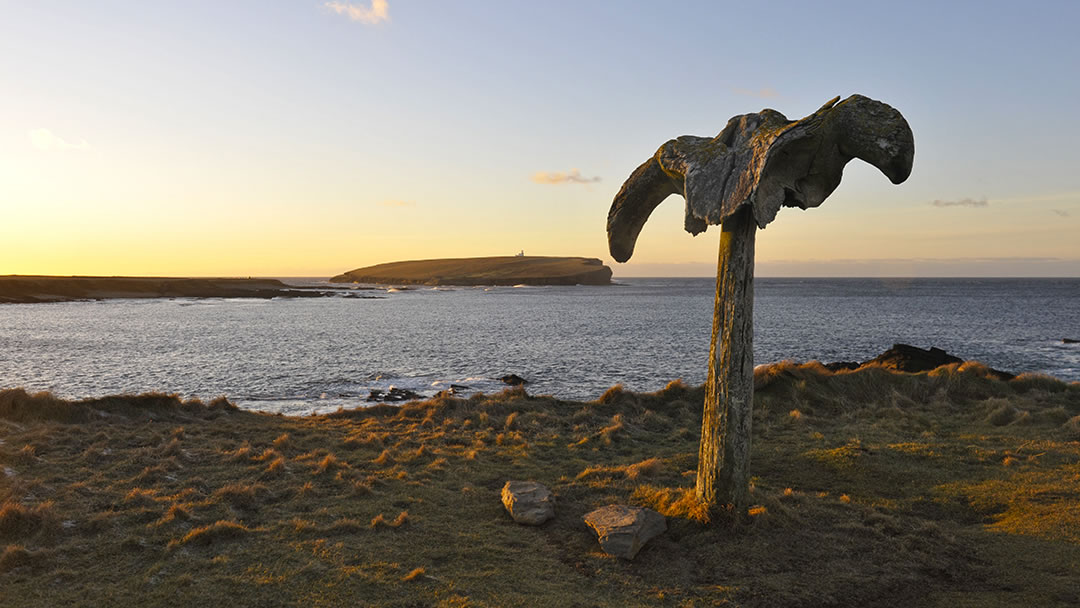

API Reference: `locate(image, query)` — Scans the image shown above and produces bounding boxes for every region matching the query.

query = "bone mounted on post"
[605,94,915,261]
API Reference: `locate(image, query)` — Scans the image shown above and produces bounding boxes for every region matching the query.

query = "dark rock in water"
[499,374,528,386]
[823,361,861,372]
[434,384,472,398]
[845,344,1015,381]
[367,387,422,402]
[865,344,963,373]
[1064,338,1079,344]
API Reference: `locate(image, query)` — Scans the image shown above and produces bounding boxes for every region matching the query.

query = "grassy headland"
[2,363,1079,606]
[0,276,339,304]
[330,256,613,286]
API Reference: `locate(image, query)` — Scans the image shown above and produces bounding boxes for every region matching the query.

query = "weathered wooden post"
[607,95,914,515]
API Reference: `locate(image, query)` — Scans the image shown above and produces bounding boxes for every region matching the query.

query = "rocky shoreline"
[0,276,366,304]
[822,343,1016,380]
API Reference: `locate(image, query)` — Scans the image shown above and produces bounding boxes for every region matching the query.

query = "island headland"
[0,276,346,304]
[330,256,613,286]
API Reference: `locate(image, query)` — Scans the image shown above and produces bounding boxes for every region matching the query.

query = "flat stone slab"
[501,481,555,525]
[583,505,666,560]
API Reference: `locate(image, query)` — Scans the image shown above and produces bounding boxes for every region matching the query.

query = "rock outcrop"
[828,344,1015,380]
[367,387,422,402]
[583,505,666,560]
[330,256,612,287]
[501,481,555,525]
[864,344,963,372]
[499,374,528,386]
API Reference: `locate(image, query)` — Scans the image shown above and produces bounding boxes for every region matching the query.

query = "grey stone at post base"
[583,505,666,560]
[501,481,555,525]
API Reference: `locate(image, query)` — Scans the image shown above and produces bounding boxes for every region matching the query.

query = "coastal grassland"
[1,365,1079,607]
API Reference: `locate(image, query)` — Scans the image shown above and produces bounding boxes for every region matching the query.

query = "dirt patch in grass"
[2,367,1079,606]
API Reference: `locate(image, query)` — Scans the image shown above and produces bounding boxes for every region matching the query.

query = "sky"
[2,0,1078,277]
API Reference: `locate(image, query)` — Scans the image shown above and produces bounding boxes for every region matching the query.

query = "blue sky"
[1,1,1078,276]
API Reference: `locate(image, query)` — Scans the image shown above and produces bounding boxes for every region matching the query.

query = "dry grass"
[0,544,36,573]
[169,520,253,548]
[213,482,269,510]
[1,368,1079,606]
[0,501,57,541]
[370,511,409,529]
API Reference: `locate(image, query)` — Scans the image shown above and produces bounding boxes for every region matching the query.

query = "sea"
[1,278,1078,416]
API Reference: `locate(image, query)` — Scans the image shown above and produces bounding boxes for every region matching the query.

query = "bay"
[1,278,1077,415]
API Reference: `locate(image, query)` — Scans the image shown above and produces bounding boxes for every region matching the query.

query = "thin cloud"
[531,169,601,185]
[995,191,1080,204]
[325,0,390,24]
[378,199,415,208]
[732,87,779,99]
[28,128,91,151]
[1052,209,1071,217]
[769,256,1067,264]
[930,198,988,208]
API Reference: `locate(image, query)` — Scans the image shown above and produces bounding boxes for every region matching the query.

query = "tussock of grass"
[1062,415,1080,439]
[224,443,252,462]
[624,457,664,479]
[313,454,345,474]
[1011,372,1070,394]
[325,518,365,534]
[155,504,191,526]
[596,383,629,404]
[631,485,711,524]
[213,483,269,510]
[370,511,409,529]
[985,400,1020,426]
[0,501,58,544]
[0,388,237,424]
[123,488,162,507]
[265,456,286,473]
[0,544,36,573]
[169,520,252,548]
[13,444,36,464]
[252,448,281,463]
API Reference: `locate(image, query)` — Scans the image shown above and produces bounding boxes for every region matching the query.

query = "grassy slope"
[330,256,612,286]
[1,364,1079,607]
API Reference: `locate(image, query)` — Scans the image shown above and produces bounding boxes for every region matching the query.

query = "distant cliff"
[330,256,613,286]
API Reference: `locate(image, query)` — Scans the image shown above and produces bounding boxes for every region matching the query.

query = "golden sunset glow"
[2,2,1078,278]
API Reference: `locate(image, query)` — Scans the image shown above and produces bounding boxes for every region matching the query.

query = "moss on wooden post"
[695,207,756,512]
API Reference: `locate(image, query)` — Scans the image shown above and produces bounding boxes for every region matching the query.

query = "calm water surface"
[1,278,1077,415]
